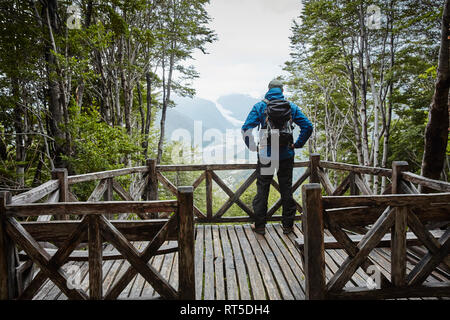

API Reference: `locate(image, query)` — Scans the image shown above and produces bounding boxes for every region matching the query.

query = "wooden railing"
[10,153,448,224]
[7,154,450,224]
[300,159,450,300]
[0,186,195,300]
[2,154,449,300]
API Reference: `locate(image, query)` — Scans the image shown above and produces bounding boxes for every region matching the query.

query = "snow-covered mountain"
[159,93,306,190]
[159,93,304,166]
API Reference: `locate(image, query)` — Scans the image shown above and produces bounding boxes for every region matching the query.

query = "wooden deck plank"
[194,225,204,300]
[212,225,225,300]
[32,279,52,300]
[292,224,336,285]
[168,252,179,292]
[58,244,116,300]
[227,225,252,300]
[116,242,145,299]
[152,241,177,299]
[241,225,282,300]
[219,225,239,300]
[232,225,266,300]
[141,246,166,298]
[29,222,449,301]
[203,225,215,300]
[265,225,304,299]
[273,223,306,272]
[271,224,307,293]
[326,247,368,288]
[406,246,449,282]
[118,242,146,299]
[369,248,418,300]
[248,225,296,300]
[377,246,444,286]
[322,230,371,288]
[250,227,295,299]
[102,254,126,294]
[130,242,165,299]
[128,271,148,298]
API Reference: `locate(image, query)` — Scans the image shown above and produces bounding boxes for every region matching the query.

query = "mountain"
[159,93,304,165]
[172,96,236,132]
[158,96,236,150]
[157,93,308,187]
[216,94,260,122]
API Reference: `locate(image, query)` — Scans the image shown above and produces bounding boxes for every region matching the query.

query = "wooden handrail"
[319,161,392,177]
[299,159,450,300]
[4,200,178,217]
[67,166,148,185]
[11,180,59,205]
[0,187,195,300]
[8,154,450,224]
[322,193,450,209]
[401,171,450,192]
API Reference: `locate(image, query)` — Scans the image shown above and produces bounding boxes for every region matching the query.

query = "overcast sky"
[190,0,303,102]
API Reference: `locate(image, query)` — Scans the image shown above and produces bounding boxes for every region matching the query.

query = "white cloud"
[190,0,303,102]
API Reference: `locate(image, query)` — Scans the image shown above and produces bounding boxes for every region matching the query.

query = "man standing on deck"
[241,79,313,235]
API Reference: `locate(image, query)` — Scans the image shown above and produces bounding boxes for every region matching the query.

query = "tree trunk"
[358,5,370,168]
[345,47,364,165]
[12,78,25,187]
[157,51,175,164]
[382,5,395,190]
[42,0,65,168]
[421,0,450,190]
[142,72,153,161]
[120,37,132,135]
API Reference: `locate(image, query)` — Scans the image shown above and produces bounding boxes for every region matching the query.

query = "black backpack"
[260,99,294,147]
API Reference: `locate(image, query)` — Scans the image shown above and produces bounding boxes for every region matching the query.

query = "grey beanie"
[268,79,283,90]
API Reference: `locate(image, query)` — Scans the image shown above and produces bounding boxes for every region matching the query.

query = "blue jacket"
[241,87,313,160]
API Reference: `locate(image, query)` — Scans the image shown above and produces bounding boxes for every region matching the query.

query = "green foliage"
[62,105,143,174]
[0,0,216,193]
[285,0,444,173]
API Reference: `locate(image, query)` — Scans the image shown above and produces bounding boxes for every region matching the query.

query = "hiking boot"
[251,223,265,235]
[282,226,294,234]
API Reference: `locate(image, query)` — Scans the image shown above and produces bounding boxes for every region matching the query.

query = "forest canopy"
[0,0,449,199]
[284,0,449,193]
[0,0,216,192]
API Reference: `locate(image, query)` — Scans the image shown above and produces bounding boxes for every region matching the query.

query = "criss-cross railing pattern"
[0,187,194,300]
[155,162,310,222]
[300,160,450,300]
[2,154,449,300]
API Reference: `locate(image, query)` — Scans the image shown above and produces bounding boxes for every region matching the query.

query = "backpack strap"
[258,99,270,130]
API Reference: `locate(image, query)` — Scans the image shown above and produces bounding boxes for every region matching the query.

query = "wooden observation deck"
[0,154,449,300]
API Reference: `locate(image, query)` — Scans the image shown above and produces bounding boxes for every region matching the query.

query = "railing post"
[88,214,103,299]
[309,153,320,184]
[177,186,195,299]
[349,172,359,195]
[52,168,69,220]
[146,159,158,218]
[391,161,409,287]
[103,178,113,201]
[104,178,113,219]
[205,169,213,220]
[0,191,18,299]
[303,154,321,233]
[146,159,158,200]
[302,184,325,300]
